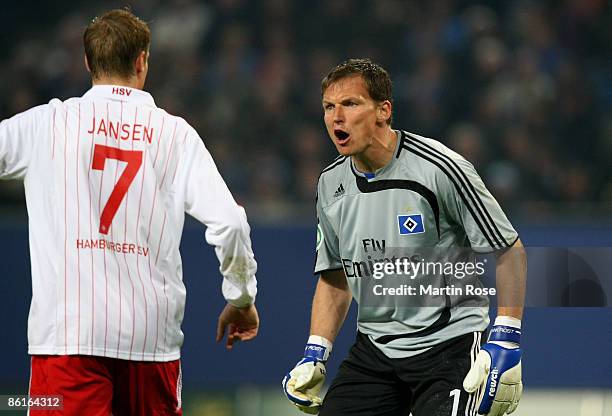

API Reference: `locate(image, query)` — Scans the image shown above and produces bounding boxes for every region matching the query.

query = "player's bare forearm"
[310,269,352,343]
[495,238,527,319]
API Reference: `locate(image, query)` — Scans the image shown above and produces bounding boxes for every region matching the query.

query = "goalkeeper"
[282,59,527,416]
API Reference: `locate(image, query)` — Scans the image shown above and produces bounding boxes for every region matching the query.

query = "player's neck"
[352,127,397,174]
[91,76,144,90]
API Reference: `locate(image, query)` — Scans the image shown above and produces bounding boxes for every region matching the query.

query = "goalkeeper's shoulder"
[316,155,350,206]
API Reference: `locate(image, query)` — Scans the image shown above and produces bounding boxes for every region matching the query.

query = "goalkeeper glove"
[282,336,332,414]
[463,317,523,416]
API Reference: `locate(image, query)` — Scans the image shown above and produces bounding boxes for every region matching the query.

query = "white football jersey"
[0,85,257,361]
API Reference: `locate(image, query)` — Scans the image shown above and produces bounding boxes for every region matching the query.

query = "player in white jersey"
[283,59,527,416]
[0,9,259,415]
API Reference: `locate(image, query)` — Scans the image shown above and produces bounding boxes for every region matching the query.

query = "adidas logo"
[333,183,345,198]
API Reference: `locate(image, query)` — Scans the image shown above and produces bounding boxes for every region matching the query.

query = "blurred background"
[1,0,611,415]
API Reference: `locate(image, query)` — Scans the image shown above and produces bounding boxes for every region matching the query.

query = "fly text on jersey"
[87,117,154,144]
[76,239,149,257]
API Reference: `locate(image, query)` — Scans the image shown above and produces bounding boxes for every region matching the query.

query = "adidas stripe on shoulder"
[322,155,348,174]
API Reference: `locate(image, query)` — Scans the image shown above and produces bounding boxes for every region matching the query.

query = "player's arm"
[176,127,259,349]
[310,269,352,342]
[495,238,527,320]
[0,104,47,179]
[464,238,526,415]
[283,269,351,414]
[283,175,349,414]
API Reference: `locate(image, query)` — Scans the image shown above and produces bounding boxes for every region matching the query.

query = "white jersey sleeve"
[175,127,257,307]
[0,104,47,179]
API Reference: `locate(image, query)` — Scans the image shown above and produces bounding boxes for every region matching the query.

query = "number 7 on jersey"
[92,144,143,235]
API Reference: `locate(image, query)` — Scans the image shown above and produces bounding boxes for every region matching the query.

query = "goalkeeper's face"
[322,75,387,157]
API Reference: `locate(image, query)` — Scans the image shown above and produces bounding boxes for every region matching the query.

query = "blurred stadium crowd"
[1,0,610,222]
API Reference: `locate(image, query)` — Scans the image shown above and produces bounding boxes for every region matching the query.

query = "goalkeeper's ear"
[84,55,91,73]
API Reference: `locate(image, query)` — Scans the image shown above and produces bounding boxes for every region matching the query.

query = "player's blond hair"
[84,9,150,80]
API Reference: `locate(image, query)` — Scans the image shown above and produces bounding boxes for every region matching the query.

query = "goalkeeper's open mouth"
[334,129,350,145]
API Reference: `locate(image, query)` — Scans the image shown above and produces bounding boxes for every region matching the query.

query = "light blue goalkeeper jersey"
[314,130,518,358]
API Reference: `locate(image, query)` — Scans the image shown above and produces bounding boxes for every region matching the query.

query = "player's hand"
[216,303,259,350]
[463,322,523,415]
[282,336,332,414]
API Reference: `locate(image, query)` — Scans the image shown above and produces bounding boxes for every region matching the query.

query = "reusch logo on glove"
[305,345,325,353]
[490,327,520,335]
[304,344,327,361]
[488,369,499,397]
[489,325,521,344]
